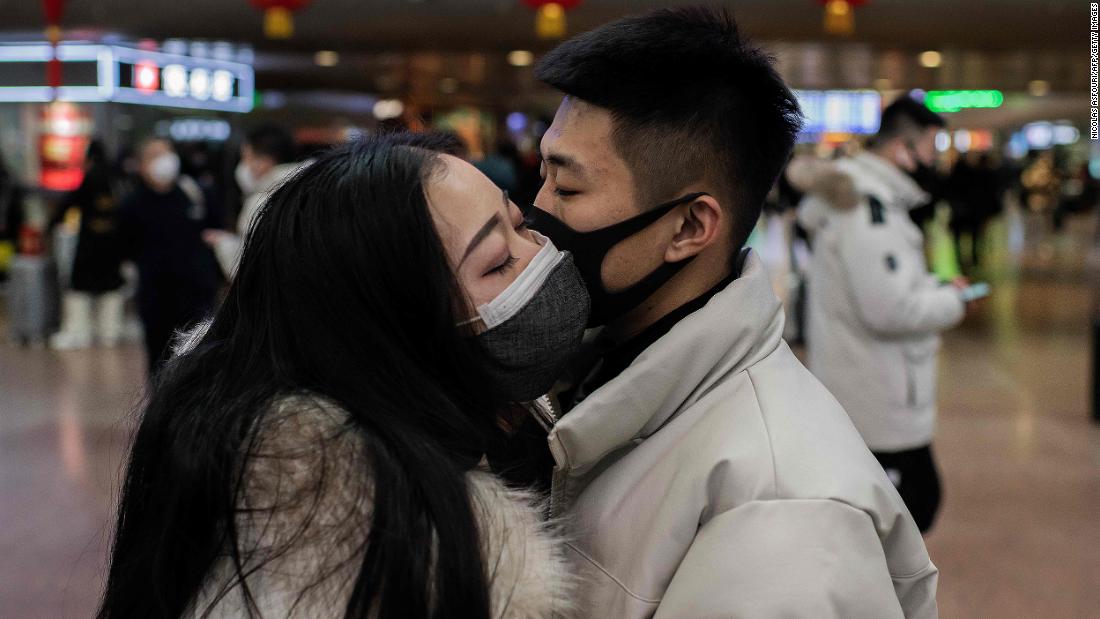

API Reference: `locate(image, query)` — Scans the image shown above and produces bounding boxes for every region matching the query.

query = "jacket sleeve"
[796,194,832,235]
[655,499,937,619]
[115,193,140,262]
[838,225,963,337]
[211,232,242,278]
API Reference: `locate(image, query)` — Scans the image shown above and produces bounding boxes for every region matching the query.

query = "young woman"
[97,133,589,618]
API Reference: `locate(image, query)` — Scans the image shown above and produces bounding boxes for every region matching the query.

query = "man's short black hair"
[535,6,802,252]
[876,95,946,143]
[245,123,297,164]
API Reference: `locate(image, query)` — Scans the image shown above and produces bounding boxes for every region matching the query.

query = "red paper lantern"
[522,0,583,40]
[250,0,311,39]
[814,0,868,36]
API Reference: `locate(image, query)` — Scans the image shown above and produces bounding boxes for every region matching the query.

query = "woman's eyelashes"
[487,254,518,276]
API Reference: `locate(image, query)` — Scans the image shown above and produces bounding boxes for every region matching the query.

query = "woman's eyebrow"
[459,213,502,266]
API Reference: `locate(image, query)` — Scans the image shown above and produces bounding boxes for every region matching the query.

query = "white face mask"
[147,153,180,186]
[235,161,256,194]
[457,229,591,402]
[460,231,566,329]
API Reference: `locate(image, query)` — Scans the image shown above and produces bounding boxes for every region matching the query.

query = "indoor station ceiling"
[0,0,1083,53]
[0,0,1086,114]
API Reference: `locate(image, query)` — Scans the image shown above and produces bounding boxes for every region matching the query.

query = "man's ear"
[666,194,723,262]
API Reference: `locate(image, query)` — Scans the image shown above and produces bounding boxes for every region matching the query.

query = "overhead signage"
[793,89,881,137]
[0,43,254,113]
[923,90,1004,113]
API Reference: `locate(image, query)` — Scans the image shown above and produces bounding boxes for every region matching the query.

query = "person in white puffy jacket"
[204,123,303,278]
[798,96,973,532]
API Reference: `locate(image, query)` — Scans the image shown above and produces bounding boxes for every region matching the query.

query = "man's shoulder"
[715,347,895,502]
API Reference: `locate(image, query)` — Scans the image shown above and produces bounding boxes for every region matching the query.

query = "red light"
[134,60,159,93]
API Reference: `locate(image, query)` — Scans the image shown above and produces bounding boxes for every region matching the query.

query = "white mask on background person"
[234,161,256,195]
[147,153,180,187]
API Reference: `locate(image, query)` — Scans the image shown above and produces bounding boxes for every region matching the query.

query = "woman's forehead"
[426,155,507,250]
[429,156,502,221]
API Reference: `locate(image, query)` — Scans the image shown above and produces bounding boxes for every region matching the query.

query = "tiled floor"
[1,209,1098,617]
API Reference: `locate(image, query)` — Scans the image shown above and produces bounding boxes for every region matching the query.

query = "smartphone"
[959,282,991,302]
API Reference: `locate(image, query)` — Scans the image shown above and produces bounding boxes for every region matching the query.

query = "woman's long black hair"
[98,133,503,618]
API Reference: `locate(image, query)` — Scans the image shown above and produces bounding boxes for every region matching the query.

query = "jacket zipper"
[905,360,917,407]
[526,395,569,518]
[527,395,558,432]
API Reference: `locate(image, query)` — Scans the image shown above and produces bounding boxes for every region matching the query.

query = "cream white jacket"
[800,152,965,451]
[211,162,304,278]
[546,251,938,618]
[189,395,574,618]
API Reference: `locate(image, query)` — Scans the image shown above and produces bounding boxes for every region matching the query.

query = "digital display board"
[0,43,253,113]
[793,89,882,138]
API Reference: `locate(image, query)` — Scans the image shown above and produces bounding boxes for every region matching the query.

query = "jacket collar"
[845,151,929,212]
[548,250,785,475]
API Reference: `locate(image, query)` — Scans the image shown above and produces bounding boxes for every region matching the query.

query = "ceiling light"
[918,51,942,68]
[507,50,534,67]
[314,50,340,67]
[373,99,405,120]
[1028,80,1050,96]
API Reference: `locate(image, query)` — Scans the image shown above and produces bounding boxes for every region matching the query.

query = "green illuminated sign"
[924,90,1004,113]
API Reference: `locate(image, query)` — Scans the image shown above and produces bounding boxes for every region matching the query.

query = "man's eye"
[554,188,578,197]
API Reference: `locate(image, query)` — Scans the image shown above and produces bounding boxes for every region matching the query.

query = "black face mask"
[526,192,707,327]
[904,142,940,196]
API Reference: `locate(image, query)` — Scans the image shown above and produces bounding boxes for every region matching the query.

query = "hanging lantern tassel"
[823,0,854,35]
[264,7,294,39]
[535,3,566,39]
[523,0,581,40]
[42,0,66,91]
[822,0,860,36]
[45,24,62,89]
[249,0,311,40]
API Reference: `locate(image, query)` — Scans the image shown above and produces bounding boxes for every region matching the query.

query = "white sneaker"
[50,331,93,350]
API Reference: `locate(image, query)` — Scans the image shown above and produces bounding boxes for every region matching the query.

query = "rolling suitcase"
[7,254,59,346]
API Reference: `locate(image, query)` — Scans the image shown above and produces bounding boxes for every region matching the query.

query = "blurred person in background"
[0,151,25,280]
[204,123,300,278]
[510,133,546,208]
[49,140,127,350]
[98,134,580,619]
[471,138,520,195]
[119,137,223,375]
[946,151,1003,273]
[1054,160,1100,231]
[800,96,974,533]
[524,7,937,617]
[1021,150,1062,214]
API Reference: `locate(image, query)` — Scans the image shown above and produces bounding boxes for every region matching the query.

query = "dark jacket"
[58,164,125,293]
[118,179,223,297]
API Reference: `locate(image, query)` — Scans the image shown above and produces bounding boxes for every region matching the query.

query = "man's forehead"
[542,99,617,174]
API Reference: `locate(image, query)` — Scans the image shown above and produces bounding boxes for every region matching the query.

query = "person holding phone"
[800,96,979,533]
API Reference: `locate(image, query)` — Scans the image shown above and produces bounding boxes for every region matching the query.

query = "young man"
[800,97,971,533]
[527,7,938,617]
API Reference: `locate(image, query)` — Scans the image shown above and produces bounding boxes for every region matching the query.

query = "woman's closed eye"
[487,254,518,276]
